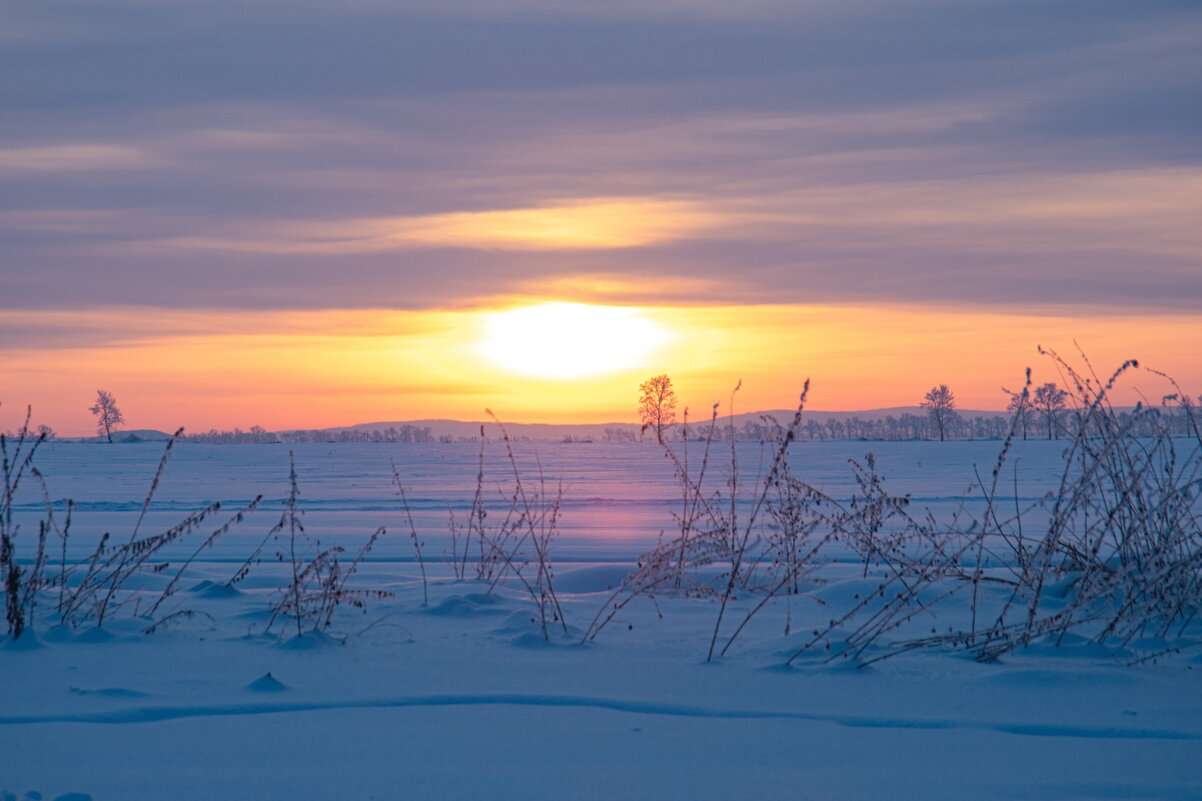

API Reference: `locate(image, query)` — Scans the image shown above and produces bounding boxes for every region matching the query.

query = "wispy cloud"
[0,0,1198,314]
[150,198,724,253]
[0,144,162,172]
[0,209,130,234]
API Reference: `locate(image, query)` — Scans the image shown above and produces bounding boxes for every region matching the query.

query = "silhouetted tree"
[639,374,677,444]
[603,426,637,442]
[1005,387,1031,440]
[1033,382,1068,439]
[89,389,124,443]
[922,384,957,441]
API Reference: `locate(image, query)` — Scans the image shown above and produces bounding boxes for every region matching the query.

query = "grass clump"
[264,452,393,639]
[582,352,1201,667]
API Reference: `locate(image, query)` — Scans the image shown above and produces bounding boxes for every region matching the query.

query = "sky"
[1,0,1200,434]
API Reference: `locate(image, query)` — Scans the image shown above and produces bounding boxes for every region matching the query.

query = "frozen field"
[8,438,1070,560]
[2,439,1201,800]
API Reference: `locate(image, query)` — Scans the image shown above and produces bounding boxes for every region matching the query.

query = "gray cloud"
[1,0,1199,313]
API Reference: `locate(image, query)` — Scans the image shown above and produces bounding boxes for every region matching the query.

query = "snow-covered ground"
[2,441,1200,800]
[7,439,1069,561]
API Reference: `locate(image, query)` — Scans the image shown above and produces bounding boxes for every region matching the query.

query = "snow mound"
[73,628,116,644]
[189,580,243,599]
[2,632,42,652]
[550,564,633,594]
[424,592,508,617]
[246,672,289,693]
[491,610,583,646]
[40,626,74,644]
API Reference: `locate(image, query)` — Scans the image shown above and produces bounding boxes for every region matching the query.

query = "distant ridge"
[73,429,175,443]
[49,408,1017,443]
[324,407,1009,442]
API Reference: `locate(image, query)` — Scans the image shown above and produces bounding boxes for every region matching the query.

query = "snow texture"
[2,441,1200,800]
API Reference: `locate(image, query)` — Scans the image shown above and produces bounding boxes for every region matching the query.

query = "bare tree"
[639,374,677,444]
[89,389,125,443]
[1032,382,1068,439]
[921,384,957,441]
[602,426,636,442]
[1004,387,1030,440]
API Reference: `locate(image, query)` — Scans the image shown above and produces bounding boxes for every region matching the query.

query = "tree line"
[639,375,1202,442]
[184,424,441,444]
[13,384,1193,445]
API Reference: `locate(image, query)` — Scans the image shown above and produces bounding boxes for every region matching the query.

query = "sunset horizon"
[3,3,1200,799]
[5,298,1200,435]
[4,2,1200,438]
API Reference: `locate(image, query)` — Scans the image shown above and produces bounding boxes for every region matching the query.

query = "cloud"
[0,209,129,233]
[0,144,162,172]
[0,0,1198,314]
[148,198,724,254]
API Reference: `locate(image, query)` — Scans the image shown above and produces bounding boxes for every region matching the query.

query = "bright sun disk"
[477,302,670,379]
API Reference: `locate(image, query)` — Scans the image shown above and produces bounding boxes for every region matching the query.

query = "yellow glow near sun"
[477,302,670,379]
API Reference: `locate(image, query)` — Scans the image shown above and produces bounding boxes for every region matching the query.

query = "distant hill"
[726,407,1009,424]
[329,418,634,441]
[70,429,176,443]
[325,407,1010,442]
[47,408,1020,444]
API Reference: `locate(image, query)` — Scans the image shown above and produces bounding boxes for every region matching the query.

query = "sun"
[477,302,670,380]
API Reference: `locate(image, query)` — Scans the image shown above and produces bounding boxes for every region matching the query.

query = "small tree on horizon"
[1005,387,1030,440]
[89,389,125,443]
[638,374,678,444]
[1033,382,1068,440]
[922,384,957,442]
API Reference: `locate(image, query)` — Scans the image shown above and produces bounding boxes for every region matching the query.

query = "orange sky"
[2,301,1198,436]
[3,5,1199,436]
